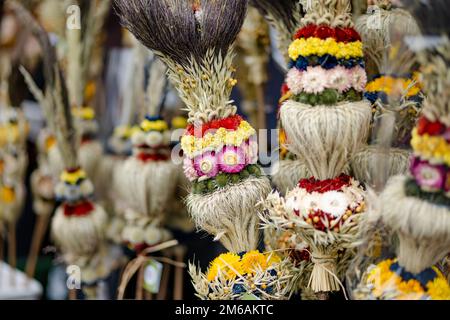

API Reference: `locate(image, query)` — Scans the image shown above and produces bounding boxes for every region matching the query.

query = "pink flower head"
[301,66,327,94]
[193,151,219,178]
[350,67,367,92]
[328,66,351,93]
[218,146,246,173]
[411,158,446,191]
[286,68,304,95]
[183,157,198,182]
[245,139,259,165]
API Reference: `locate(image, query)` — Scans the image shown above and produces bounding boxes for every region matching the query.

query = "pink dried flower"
[193,151,219,178]
[286,68,304,95]
[218,146,246,173]
[300,66,327,94]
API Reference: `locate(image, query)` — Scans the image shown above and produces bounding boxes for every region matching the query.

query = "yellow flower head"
[207,253,242,282]
[426,274,450,300]
[171,116,188,129]
[140,119,169,132]
[72,107,95,121]
[60,168,87,185]
[265,252,282,266]
[84,81,96,103]
[44,135,56,152]
[288,37,363,61]
[0,186,15,203]
[241,251,267,274]
[114,125,134,139]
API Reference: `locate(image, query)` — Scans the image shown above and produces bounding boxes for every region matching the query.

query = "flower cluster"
[205,251,285,299]
[190,251,294,300]
[284,175,365,232]
[289,37,363,62]
[288,54,364,71]
[181,116,260,185]
[185,115,243,137]
[298,174,352,193]
[183,140,258,182]
[294,24,361,42]
[284,23,366,107]
[410,157,449,194]
[140,117,169,132]
[131,116,171,162]
[356,259,450,300]
[410,116,450,198]
[364,75,422,104]
[55,168,94,204]
[286,66,366,95]
[181,119,256,157]
[60,168,87,185]
[206,251,281,282]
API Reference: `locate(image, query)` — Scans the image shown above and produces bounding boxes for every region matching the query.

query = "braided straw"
[281,99,372,180]
[301,0,353,28]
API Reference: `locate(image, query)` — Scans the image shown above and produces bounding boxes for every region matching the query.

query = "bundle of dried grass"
[10,1,110,290]
[116,0,272,254]
[113,54,179,251]
[356,0,420,74]
[378,38,450,274]
[351,1,423,189]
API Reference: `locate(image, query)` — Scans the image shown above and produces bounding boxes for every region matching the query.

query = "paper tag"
[240,293,261,300]
[143,259,163,294]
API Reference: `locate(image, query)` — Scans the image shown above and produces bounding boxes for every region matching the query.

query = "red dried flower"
[298,174,352,193]
[343,27,361,42]
[185,115,243,137]
[281,83,290,96]
[417,116,446,136]
[294,24,317,39]
[64,201,94,217]
[314,25,335,39]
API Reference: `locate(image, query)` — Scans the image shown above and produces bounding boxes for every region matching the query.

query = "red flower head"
[185,115,243,137]
[314,25,335,39]
[298,174,352,193]
[294,24,317,39]
[417,116,446,136]
[281,83,290,96]
[344,27,361,42]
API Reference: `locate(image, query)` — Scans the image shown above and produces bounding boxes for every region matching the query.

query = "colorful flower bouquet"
[279,1,371,181]
[189,250,297,300]
[350,38,450,300]
[354,259,450,300]
[261,174,366,295]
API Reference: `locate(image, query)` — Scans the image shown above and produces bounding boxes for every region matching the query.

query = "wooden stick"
[68,289,77,300]
[135,263,145,300]
[316,292,329,300]
[157,261,170,300]
[7,221,16,287]
[173,246,186,300]
[25,214,50,278]
[255,84,266,132]
[144,290,153,300]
